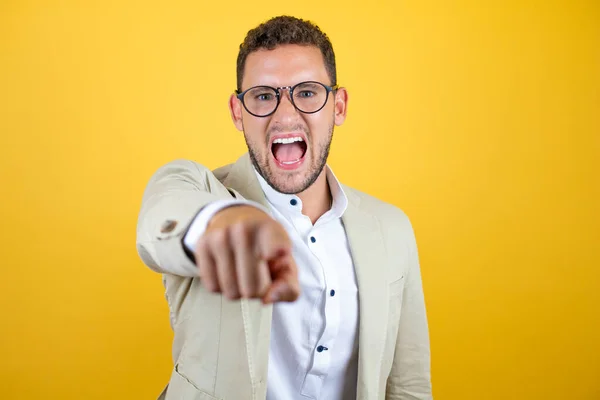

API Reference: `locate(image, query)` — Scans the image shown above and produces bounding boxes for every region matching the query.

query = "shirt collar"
[253,166,348,221]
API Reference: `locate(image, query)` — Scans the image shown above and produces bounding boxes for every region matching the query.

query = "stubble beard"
[246,124,334,195]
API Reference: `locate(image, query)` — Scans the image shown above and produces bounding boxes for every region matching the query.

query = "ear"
[229,93,244,132]
[333,87,348,126]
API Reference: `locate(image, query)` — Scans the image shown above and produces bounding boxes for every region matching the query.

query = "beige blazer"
[136,153,432,400]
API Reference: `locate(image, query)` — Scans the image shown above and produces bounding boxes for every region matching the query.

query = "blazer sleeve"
[135,159,232,277]
[386,222,433,400]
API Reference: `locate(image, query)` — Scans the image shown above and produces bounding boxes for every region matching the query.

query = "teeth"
[281,159,302,165]
[273,137,304,144]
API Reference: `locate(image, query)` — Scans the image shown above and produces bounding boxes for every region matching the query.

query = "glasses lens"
[243,86,278,116]
[293,82,328,113]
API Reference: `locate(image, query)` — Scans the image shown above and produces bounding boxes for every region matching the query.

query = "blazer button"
[161,220,178,233]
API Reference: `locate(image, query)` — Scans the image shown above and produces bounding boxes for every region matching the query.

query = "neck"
[297,168,332,225]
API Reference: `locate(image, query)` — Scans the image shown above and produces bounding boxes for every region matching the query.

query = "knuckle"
[225,287,241,300]
[210,229,228,246]
[203,279,218,292]
[230,222,251,245]
[219,273,233,288]
[239,283,255,298]
[231,221,249,235]
[195,236,208,254]
[198,263,212,279]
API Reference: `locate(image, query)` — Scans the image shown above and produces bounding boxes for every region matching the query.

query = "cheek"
[243,117,269,144]
[305,113,333,143]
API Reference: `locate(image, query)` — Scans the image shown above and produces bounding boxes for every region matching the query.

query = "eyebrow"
[241,80,329,91]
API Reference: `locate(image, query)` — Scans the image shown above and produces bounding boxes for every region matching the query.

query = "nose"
[272,87,299,121]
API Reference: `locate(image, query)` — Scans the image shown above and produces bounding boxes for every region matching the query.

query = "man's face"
[229,44,348,194]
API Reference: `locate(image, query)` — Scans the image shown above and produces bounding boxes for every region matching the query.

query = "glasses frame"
[235,81,339,118]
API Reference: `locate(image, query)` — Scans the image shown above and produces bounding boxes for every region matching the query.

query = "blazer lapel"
[223,153,273,399]
[223,153,270,209]
[342,188,390,399]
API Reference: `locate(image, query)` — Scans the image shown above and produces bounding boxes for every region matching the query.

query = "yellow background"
[1,0,598,399]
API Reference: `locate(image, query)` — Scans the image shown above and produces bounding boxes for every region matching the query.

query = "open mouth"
[271,135,308,168]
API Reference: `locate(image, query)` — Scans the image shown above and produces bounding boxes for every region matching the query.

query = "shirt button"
[317,345,328,352]
[330,289,335,296]
[290,199,298,206]
[310,236,316,243]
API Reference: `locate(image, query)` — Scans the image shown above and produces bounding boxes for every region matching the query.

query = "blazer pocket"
[389,275,405,297]
[167,364,223,400]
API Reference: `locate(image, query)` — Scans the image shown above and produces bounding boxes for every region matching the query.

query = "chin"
[248,145,321,194]
[266,168,308,194]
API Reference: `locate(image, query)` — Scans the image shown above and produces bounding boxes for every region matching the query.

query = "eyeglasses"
[235,81,338,118]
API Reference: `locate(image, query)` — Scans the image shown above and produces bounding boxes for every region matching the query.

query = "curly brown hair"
[236,16,337,91]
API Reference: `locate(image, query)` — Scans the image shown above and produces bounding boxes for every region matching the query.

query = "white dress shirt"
[183,166,359,400]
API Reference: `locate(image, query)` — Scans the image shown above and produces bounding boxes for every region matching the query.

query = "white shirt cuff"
[183,199,271,254]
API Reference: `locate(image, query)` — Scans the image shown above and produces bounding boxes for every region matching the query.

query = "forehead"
[242,44,329,89]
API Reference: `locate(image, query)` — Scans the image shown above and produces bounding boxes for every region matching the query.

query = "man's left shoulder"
[342,184,414,233]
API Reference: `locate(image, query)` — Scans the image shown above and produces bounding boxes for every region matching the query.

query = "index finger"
[261,255,300,304]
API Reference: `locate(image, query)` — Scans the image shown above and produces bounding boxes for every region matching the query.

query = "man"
[136,15,432,400]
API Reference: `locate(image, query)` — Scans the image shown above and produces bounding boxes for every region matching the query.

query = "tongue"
[273,142,304,163]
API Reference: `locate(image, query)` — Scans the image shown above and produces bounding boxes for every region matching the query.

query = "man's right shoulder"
[149,158,234,186]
